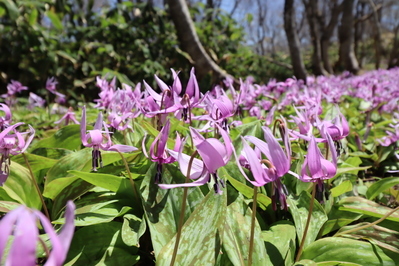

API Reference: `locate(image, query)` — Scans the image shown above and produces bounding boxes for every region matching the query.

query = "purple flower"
[46,77,58,93]
[0,103,12,131]
[54,107,80,126]
[0,201,75,266]
[159,125,232,194]
[142,119,182,183]
[235,126,292,210]
[28,92,46,109]
[0,123,35,185]
[80,106,137,171]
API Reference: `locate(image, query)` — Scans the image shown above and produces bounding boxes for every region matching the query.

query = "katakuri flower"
[80,106,137,171]
[0,123,35,185]
[158,125,232,194]
[0,201,75,266]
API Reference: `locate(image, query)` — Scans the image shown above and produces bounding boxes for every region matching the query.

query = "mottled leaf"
[156,191,226,265]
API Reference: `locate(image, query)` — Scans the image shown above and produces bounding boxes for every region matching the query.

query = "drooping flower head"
[80,106,137,171]
[0,103,12,131]
[0,201,75,266]
[54,107,80,126]
[0,123,35,186]
[159,125,232,194]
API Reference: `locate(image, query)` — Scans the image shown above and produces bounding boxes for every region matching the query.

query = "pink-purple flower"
[80,106,137,171]
[0,201,75,266]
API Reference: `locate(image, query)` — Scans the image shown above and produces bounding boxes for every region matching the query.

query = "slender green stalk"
[116,151,139,202]
[170,150,198,266]
[334,205,399,237]
[22,153,50,220]
[248,186,258,266]
[295,182,316,262]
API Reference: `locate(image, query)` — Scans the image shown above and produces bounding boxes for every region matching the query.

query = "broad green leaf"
[366,177,399,200]
[12,153,58,173]
[294,260,317,266]
[31,125,82,152]
[121,214,143,247]
[288,190,328,250]
[0,0,19,20]
[3,161,42,209]
[156,191,226,265]
[54,200,131,226]
[316,262,361,266]
[223,193,268,266]
[301,237,399,265]
[339,197,399,222]
[68,170,135,192]
[331,180,353,197]
[141,163,204,256]
[44,176,94,219]
[0,201,20,213]
[262,221,296,266]
[65,222,139,265]
[45,10,63,30]
[45,148,134,184]
[321,206,362,236]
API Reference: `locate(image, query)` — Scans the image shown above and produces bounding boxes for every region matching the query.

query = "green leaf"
[31,125,82,152]
[12,153,58,173]
[321,206,362,236]
[45,149,132,184]
[156,191,226,265]
[65,222,139,265]
[68,170,135,192]
[366,177,399,200]
[45,10,63,30]
[141,163,205,256]
[223,193,268,265]
[0,201,20,213]
[53,200,131,227]
[301,237,399,265]
[339,197,399,222]
[336,223,399,253]
[287,190,328,250]
[0,0,19,20]
[56,50,77,65]
[331,180,353,197]
[3,161,42,209]
[121,214,143,247]
[262,221,296,266]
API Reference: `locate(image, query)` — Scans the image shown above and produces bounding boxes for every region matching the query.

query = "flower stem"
[22,153,50,220]
[295,182,316,262]
[117,151,139,202]
[248,186,258,266]
[170,150,198,266]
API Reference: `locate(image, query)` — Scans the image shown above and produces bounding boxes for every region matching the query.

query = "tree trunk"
[336,0,359,74]
[303,0,328,76]
[388,25,399,68]
[167,0,228,81]
[284,0,307,81]
[367,0,384,69]
[319,0,342,73]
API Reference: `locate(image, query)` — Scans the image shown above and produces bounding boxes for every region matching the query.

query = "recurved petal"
[168,149,204,180]
[158,171,209,189]
[196,139,226,173]
[107,144,138,153]
[8,207,38,266]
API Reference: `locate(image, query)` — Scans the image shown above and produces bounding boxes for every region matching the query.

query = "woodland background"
[0,0,398,99]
